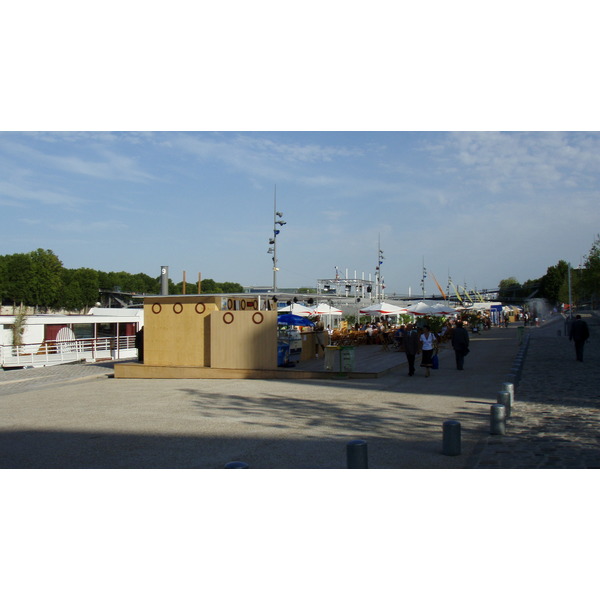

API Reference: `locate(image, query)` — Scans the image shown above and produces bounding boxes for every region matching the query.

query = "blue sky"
[2,3,599,296]
[1,131,599,295]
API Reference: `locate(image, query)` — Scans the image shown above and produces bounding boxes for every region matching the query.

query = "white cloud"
[432,132,600,197]
[0,181,85,208]
[163,132,366,185]
[0,134,157,183]
[44,150,155,182]
[50,219,129,233]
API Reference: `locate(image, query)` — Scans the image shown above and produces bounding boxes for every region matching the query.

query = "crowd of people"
[326,316,477,376]
[318,305,592,373]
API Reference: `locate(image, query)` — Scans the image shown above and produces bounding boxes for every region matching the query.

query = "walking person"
[135,326,144,362]
[569,314,590,362]
[403,323,420,376]
[451,321,470,370]
[314,321,326,355]
[419,324,437,377]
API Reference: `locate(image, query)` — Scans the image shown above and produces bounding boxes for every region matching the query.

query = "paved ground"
[1,314,597,468]
[470,312,600,468]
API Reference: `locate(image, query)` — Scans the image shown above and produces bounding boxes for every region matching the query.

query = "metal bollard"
[347,440,368,468]
[497,390,511,418]
[490,403,506,435]
[225,461,249,469]
[442,420,461,456]
[502,382,515,407]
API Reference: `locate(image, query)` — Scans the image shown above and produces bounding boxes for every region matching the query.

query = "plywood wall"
[210,310,277,370]
[142,296,277,370]
[143,297,218,367]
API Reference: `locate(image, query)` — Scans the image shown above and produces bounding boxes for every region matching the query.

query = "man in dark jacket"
[403,323,420,376]
[451,321,470,370]
[569,315,590,362]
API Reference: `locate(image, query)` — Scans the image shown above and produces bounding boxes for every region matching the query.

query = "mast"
[268,185,286,293]
[273,186,277,292]
[376,234,385,301]
[421,256,427,300]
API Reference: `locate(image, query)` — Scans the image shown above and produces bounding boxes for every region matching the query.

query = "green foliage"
[11,305,28,345]
[29,249,63,310]
[1,253,31,304]
[0,249,63,311]
[498,277,522,301]
[61,268,101,311]
[199,278,220,293]
[579,235,600,304]
[419,315,447,332]
[0,249,245,311]
[538,260,569,305]
[220,281,245,293]
[495,236,599,307]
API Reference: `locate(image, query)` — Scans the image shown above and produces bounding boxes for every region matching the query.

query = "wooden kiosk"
[114,294,280,379]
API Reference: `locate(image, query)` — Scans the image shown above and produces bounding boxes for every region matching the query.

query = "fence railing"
[1,336,138,368]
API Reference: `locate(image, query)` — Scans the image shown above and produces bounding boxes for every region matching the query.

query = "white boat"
[0,307,143,368]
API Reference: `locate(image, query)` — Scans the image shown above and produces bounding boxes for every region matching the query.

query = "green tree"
[498,277,522,301]
[0,254,7,302]
[28,249,64,310]
[220,281,244,293]
[129,273,159,294]
[61,267,100,311]
[1,252,31,305]
[200,278,221,293]
[538,260,569,305]
[580,235,600,306]
[1,247,247,309]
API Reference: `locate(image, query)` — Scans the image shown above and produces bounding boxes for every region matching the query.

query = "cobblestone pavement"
[470,313,600,468]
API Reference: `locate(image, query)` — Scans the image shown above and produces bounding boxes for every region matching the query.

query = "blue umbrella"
[277,313,314,327]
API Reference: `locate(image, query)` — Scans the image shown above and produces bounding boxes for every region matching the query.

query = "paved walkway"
[470,312,600,468]
[1,315,597,468]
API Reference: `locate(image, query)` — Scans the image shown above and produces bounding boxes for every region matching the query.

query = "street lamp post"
[375,235,385,301]
[268,186,286,292]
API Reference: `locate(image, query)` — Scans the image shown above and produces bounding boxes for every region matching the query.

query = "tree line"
[498,236,600,307]
[0,249,244,312]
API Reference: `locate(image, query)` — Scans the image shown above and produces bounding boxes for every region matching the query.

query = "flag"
[430,272,447,300]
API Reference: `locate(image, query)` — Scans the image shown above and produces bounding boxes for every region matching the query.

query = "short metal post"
[502,382,514,408]
[225,461,249,469]
[490,404,506,435]
[497,390,511,418]
[442,420,461,456]
[347,440,368,468]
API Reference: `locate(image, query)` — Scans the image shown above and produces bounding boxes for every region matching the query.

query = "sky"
[1,130,599,296]
[3,4,599,298]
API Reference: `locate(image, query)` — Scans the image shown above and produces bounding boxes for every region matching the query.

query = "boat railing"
[1,336,138,368]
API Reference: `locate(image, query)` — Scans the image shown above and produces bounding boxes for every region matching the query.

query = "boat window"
[97,323,117,337]
[73,324,94,339]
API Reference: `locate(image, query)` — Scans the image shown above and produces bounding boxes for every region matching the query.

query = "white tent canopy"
[406,301,458,316]
[405,301,439,315]
[277,303,316,317]
[314,303,343,315]
[430,303,458,315]
[359,302,407,315]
